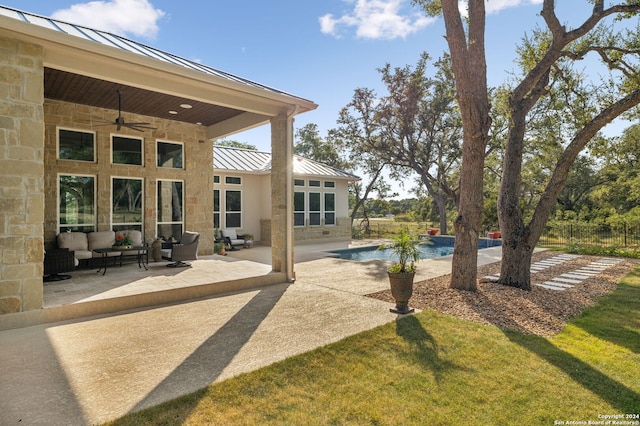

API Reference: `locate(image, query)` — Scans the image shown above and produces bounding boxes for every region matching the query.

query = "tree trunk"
[433,192,448,235]
[450,143,485,291]
[442,0,491,291]
[499,231,533,290]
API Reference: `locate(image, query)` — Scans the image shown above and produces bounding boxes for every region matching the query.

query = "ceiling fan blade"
[127,122,153,126]
[125,124,157,132]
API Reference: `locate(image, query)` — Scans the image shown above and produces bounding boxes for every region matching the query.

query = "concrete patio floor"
[0,242,504,425]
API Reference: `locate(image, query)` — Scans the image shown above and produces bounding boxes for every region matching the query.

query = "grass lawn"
[105,269,640,425]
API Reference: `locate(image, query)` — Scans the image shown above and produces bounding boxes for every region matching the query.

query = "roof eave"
[0,13,318,117]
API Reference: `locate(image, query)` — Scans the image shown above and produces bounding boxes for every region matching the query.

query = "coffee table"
[93,246,149,275]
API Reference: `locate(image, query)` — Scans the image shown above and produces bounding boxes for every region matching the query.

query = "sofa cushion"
[88,231,116,250]
[221,229,237,240]
[57,232,92,260]
[88,231,121,257]
[57,232,87,251]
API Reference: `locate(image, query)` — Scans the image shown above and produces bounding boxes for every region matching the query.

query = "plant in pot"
[214,241,226,256]
[379,228,421,314]
[242,233,254,248]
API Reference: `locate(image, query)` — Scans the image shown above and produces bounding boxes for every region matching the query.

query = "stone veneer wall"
[43,99,214,256]
[0,37,45,314]
[260,218,352,243]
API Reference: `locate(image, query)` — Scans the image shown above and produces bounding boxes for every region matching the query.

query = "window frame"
[111,134,144,166]
[213,189,220,229]
[156,140,184,169]
[57,127,96,163]
[224,189,242,228]
[224,176,242,185]
[111,176,144,234]
[156,179,184,239]
[294,191,305,227]
[58,173,96,233]
[308,191,321,226]
[324,192,336,226]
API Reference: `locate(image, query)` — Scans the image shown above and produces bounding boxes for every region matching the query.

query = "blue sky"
[4,0,556,148]
[4,0,613,196]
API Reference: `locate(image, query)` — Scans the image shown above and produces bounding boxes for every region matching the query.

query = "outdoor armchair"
[44,248,76,281]
[220,229,245,250]
[162,231,200,267]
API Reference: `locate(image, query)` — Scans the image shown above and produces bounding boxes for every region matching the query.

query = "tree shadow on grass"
[505,330,640,412]
[395,314,470,384]
[572,276,640,354]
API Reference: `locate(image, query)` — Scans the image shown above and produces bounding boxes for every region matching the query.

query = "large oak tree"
[415,0,640,290]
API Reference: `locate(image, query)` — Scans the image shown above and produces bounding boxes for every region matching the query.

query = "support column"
[0,37,45,314]
[270,113,295,281]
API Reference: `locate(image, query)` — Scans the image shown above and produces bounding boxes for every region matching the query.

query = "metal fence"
[353,219,430,240]
[538,222,640,248]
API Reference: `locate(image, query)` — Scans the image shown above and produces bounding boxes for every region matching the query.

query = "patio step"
[0,270,286,331]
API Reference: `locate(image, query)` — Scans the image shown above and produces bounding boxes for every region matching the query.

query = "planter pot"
[387,271,415,314]
[151,238,163,262]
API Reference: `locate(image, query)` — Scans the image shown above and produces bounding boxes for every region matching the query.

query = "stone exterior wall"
[261,217,352,243]
[43,99,214,255]
[0,36,45,314]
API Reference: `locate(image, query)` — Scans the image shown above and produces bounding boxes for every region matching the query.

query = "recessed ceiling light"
[180,104,193,109]
[169,110,178,115]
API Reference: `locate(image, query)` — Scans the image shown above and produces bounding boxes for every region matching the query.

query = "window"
[324,181,335,188]
[309,180,321,187]
[157,180,183,239]
[309,192,321,226]
[112,135,143,165]
[157,141,183,169]
[225,176,242,185]
[59,174,95,233]
[213,189,220,229]
[58,128,95,162]
[324,193,336,225]
[294,179,305,187]
[225,190,242,228]
[112,177,143,233]
[214,175,220,184]
[294,192,305,227]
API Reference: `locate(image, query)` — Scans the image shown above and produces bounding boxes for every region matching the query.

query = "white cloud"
[320,0,435,40]
[459,0,544,17]
[51,0,165,39]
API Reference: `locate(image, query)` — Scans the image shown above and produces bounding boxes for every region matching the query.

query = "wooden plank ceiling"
[44,68,244,126]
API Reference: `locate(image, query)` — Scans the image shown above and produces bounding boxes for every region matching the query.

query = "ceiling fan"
[92,90,157,132]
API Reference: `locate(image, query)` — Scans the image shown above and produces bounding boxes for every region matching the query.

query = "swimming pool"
[328,236,501,262]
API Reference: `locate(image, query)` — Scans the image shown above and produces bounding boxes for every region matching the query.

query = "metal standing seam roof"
[214,146,360,180]
[0,5,311,103]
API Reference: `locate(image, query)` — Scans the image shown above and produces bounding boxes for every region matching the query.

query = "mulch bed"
[367,251,639,337]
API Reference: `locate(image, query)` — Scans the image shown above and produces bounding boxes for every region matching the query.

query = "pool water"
[329,243,455,262]
[328,235,501,262]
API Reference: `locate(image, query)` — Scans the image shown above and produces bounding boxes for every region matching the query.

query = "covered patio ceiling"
[1,5,317,140]
[44,68,245,127]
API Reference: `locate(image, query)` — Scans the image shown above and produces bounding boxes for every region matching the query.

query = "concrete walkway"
[0,245,503,425]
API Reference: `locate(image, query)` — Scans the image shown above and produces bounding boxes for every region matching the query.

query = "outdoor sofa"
[56,230,144,267]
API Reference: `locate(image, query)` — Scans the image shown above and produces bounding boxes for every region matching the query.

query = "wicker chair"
[44,248,76,281]
[161,231,200,267]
